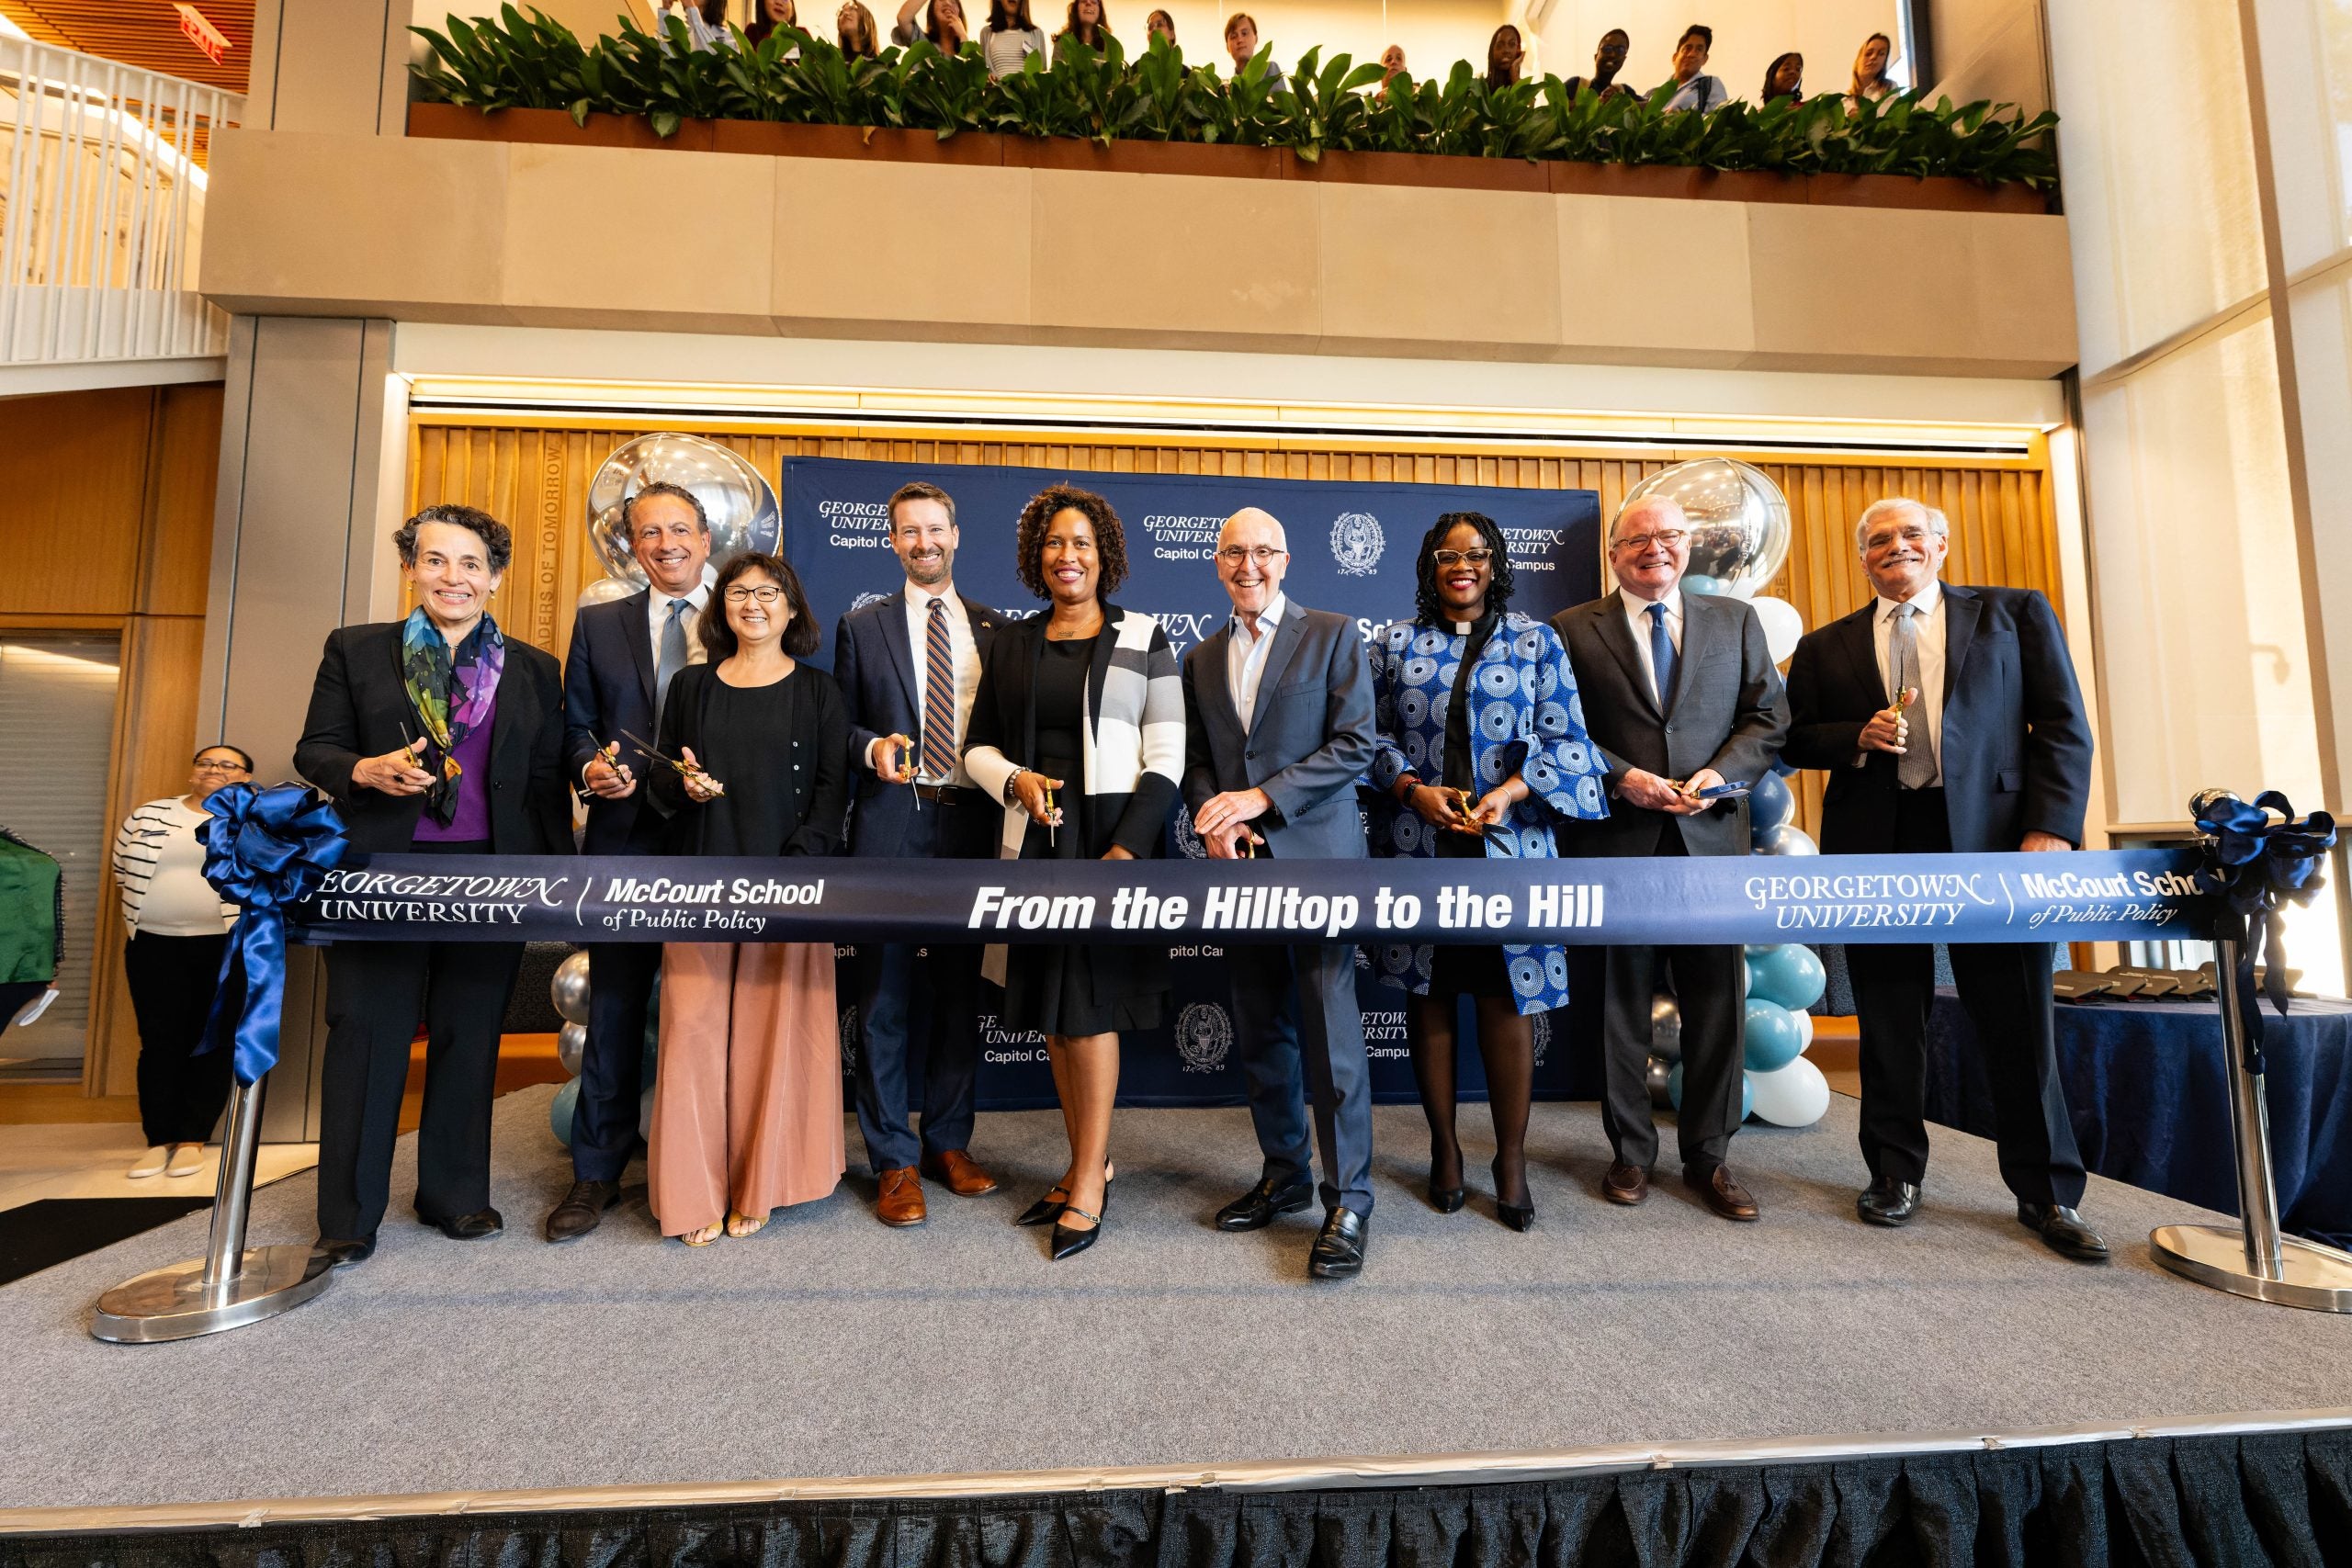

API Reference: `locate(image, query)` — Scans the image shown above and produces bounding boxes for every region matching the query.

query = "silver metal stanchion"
[91,1072,332,1343]
[2150,931,2352,1313]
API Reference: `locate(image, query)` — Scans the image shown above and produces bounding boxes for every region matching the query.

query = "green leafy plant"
[410,7,2061,190]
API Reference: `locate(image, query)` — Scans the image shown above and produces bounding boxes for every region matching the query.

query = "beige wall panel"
[503,145,778,332]
[773,160,1033,333]
[1745,206,2075,376]
[1556,194,1755,364]
[1929,2,2052,120]
[0,388,152,615]
[1029,171,1319,348]
[201,132,514,319]
[1318,184,1559,355]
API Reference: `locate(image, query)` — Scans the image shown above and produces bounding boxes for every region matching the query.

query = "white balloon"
[1747,1055,1831,1127]
[1750,595,1804,664]
[1792,1008,1815,1050]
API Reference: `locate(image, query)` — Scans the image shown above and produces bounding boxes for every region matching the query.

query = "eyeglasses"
[724,585,785,604]
[1614,529,1689,552]
[193,759,248,773]
[1216,546,1286,566]
[1431,548,1494,568]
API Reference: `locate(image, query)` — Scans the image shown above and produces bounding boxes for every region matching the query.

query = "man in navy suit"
[834,480,1004,1227]
[543,481,712,1242]
[1181,507,1378,1280]
[1784,497,2108,1262]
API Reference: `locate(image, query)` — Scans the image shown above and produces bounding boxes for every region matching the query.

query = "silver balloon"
[586,433,781,586]
[578,577,638,610]
[557,1021,588,1077]
[1649,992,1682,1063]
[1646,1055,1675,1109]
[1757,824,1820,857]
[551,950,592,1026]
[1615,457,1792,599]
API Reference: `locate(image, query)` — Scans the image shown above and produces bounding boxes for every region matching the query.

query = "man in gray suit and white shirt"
[1553,496,1790,1221]
[1182,507,1378,1280]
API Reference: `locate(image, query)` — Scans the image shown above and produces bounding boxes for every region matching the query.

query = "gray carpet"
[4,1090,2347,1511]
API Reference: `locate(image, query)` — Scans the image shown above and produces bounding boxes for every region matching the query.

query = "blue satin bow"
[2191,789,2336,1075]
[196,783,348,1087]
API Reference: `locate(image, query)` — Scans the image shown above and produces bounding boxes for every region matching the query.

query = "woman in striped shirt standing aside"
[109,746,248,1179]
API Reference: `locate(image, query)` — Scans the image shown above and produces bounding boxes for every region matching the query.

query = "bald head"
[1216,507,1290,616]
[1610,495,1687,544]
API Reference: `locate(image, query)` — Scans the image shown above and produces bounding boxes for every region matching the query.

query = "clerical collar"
[1450,609,1498,637]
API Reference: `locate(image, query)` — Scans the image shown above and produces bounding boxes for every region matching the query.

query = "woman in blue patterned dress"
[1367,512,1609,1230]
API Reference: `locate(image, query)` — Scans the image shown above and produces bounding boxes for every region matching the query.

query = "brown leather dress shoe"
[1685,1163,1759,1222]
[1602,1161,1650,1205]
[920,1148,1000,1197]
[876,1166,926,1226]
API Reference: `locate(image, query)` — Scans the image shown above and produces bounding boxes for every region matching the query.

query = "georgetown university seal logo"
[849,591,889,613]
[1171,807,1206,859]
[1174,1002,1233,1072]
[837,1004,861,1074]
[1330,512,1385,576]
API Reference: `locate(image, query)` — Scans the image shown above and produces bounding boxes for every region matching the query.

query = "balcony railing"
[0,36,240,367]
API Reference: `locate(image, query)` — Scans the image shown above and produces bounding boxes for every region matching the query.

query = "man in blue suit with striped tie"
[833,481,1006,1227]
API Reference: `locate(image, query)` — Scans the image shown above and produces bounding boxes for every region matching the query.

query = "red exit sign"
[175,4,232,66]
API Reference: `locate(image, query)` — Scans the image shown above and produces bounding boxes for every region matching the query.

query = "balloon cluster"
[577,434,783,610]
[546,952,660,1146]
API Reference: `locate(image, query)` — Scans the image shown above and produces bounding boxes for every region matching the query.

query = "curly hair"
[699,551,820,660]
[394,502,512,572]
[1013,483,1129,600]
[1411,511,1516,626]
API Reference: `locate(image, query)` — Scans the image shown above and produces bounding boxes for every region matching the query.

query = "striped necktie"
[921,597,956,782]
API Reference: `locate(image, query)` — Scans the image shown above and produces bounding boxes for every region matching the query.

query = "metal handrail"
[0,33,243,367]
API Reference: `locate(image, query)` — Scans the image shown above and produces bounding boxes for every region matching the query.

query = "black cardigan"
[648,660,851,856]
[293,622,571,857]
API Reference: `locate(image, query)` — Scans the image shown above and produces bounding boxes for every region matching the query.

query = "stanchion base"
[90,1245,333,1343]
[2150,1224,2352,1314]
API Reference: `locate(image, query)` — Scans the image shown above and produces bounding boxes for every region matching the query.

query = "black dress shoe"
[1493,1156,1533,1232]
[1308,1208,1368,1280]
[1856,1176,1921,1226]
[1427,1179,1467,1213]
[423,1207,503,1241]
[1050,1201,1104,1260]
[2018,1201,2111,1262]
[313,1235,375,1269]
[1017,1166,1114,1226]
[544,1179,620,1243]
[1215,1175,1315,1232]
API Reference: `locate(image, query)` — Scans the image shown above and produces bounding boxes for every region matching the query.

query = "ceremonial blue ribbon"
[196,783,348,1087]
[2191,788,2336,1076]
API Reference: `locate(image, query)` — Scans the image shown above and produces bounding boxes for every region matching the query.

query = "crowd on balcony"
[669,0,1906,113]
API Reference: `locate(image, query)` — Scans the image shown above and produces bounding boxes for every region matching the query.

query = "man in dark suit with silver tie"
[1182,507,1378,1280]
[544,482,712,1242]
[833,480,1005,1228]
[1553,495,1789,1221]
[1783,496,2106,1261]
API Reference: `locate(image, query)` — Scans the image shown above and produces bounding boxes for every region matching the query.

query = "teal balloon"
[1748,943,1826,1011]
[1743,998,1804,1071]
[549,1077,581,1148]
[1682,572,1729,596]
[1668,1061,1684,1110]
[1741,1071,1755,1121]
[1748,769,1794,831]
[1669,1062,1758,1121]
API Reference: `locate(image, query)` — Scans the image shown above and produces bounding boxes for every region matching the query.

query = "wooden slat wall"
[407,421,2060,840]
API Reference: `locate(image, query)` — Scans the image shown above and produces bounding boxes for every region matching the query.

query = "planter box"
[406,101,2054,214]
[1298,148,1549,194]
[410,101,716,152]
[709,120,1005,164]
[1003,136,1284,180]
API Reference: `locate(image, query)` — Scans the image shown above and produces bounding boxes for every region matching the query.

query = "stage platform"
[3,1090,2347,1529]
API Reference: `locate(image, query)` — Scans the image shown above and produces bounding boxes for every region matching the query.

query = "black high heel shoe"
[1428,1144,1466,1213]
[1051,1182,1109,1260]
[1016,1164,1114,1227]
[1493,1156,1534,1232]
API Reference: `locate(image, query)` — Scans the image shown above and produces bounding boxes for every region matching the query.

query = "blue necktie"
[655,598,690,726]
[1646,600,1677,711]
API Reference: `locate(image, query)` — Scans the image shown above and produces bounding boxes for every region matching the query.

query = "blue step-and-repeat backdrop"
[779,455,1607,1108]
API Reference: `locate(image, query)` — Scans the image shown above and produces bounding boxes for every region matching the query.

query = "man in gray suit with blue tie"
[1182,507,1378,1280]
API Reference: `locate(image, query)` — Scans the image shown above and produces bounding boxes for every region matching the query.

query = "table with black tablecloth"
[1924,988,2352,1247]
